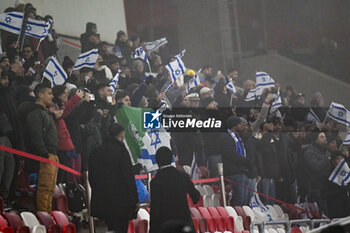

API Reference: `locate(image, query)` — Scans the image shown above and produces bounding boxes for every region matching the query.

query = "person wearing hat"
[199,87,213,99]
[149,147,200,233]
[291,92,308,121]
[219,116,250,206]
[186,93,200,108]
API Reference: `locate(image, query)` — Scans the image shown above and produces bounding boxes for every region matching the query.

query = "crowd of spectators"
[0,1,349,221]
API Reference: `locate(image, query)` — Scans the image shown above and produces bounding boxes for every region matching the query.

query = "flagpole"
[163,82,173,93]
[36,39,43,51]
[229,94,233,107]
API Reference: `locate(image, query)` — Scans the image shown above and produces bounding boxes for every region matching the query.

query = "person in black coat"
[323,151,350,219]
[304,130,331,215]
[89,123,139,233]
[150,147,200,233]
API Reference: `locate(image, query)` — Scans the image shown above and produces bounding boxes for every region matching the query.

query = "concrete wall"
[0,0,127,43]
[176,0,223,71]
[240,53,350,107]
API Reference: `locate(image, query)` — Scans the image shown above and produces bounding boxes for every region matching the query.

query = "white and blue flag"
[327,102,350,126]
[133,47,148,62]
[43,57,67,87]
[343,131,350,145]
[144,37,168,53]
[110,70,121,94]
[306,108,321,126]
[0,12,51,39]
[270,91,283,113]
[165,57,186,83]
[73,48,99,70]
[249,184,273,221]
[244,88,257,102]
[329,159,350,186]
[256,72,275,97]
[190,154,200,180]
[186,74,200,93]
[175,49,186,59]
[26,18,52,39]
[226,79,236,94]
[0,12,24,35]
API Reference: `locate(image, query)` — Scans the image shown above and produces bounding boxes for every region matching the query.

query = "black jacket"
[89,138,139,220]
[0,86,23,149]
[150,166,200,233]
[304,143,331,188]
[258,132,281,179]
[220,131,249,176]
[241,133,263,179]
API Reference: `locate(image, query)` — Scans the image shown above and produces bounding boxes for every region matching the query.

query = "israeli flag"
[26,18,52,39]
[329,159,350,186]
[165,57,186,83]
[270,91,283,113]
[186,74,200,93]
[110,70,121,94]
[249,184,273,221]
[244,88,257,102]
[0,12,23,35]
[133,47,148,62]
[144,37,168,53]
[327,102,350,126]
[190,154,200,180]
[306,108,321,126]
[43,57,67,87]
[73,48,99,70]
[343,131,350,145]
[175,49,186,59]
[226,79,236,94]
[256,72,275,97]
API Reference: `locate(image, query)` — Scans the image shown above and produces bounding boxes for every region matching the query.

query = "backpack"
[65,183,87,212]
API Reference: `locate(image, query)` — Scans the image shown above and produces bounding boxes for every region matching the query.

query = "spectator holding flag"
[324,150,350,218]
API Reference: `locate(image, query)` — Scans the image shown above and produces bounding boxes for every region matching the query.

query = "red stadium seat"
[53,194,72,216]
[3,213,30,233]
[132,219,147,233]
[210,185,220,194]
[195,196,203,208]
[192,217,199,233]
[206,207,228,232]
[127,220,135,233]
[291,227,302,233]
[196,207,218,233]
[189,207,208,233]
[16,169,35,193]
[0,215,14,233]
[187,194,195,208]
[36,211,61,233]
[215,206,235,231]
[234,206,251,231]
[51,211,76,233]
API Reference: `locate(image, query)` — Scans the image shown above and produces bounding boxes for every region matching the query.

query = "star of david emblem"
[262,77,266,82]
[5,16,11,23]
[148,129,161,150]
[26,25,32,31]
[53,71,58,77]
[85,57,90,62]
[338,111,344,117]
[175,69,181,76]
[341,171,347,177]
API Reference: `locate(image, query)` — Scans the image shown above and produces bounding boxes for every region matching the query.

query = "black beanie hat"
[62,56,74,71]
[156,147,173,167]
